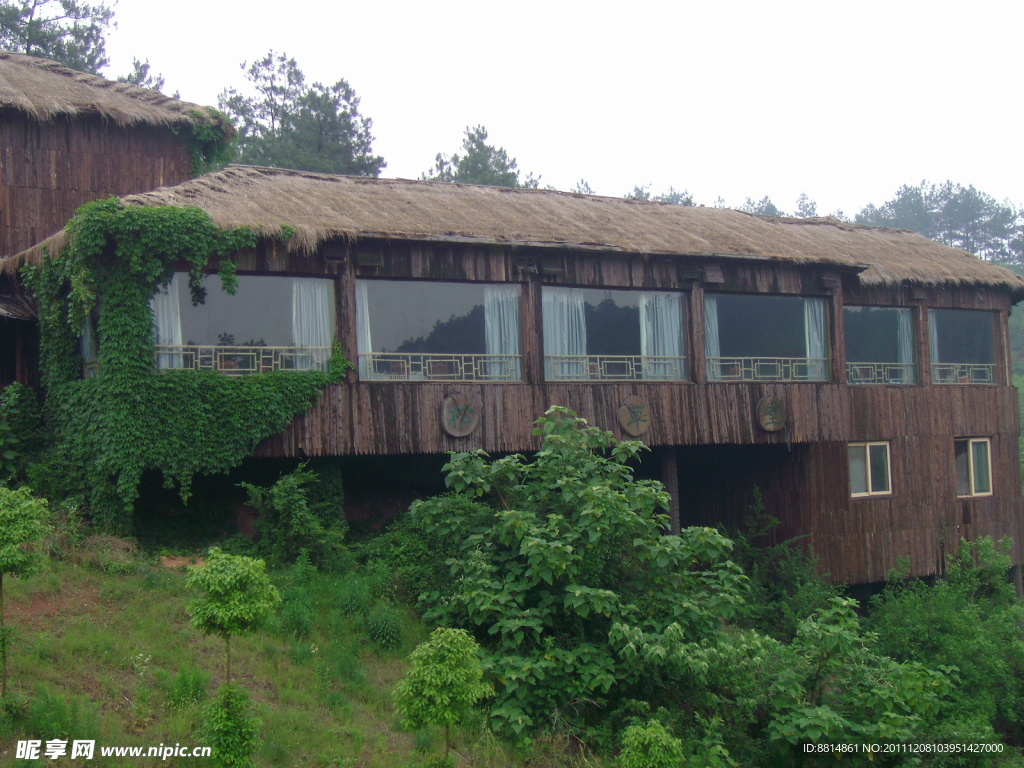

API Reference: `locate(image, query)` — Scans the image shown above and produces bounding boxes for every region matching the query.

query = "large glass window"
[151,273,335,373]
[929,309,996,384]
[705,293,828,381]
[356,280,521,381]
[541,287,686,381]
[848,441,892,496]
[955,437,992,497]
[844,306,915,384]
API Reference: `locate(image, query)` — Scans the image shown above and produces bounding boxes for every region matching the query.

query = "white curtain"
[704,293,721,379]
[803,297,826,380]
[897,308,915,383]
[292,278,335,370]
[640,292,684,379]
[152,273,183,369]
[355,280,373,379]
[542,287,587,379]
[484,285,521,380]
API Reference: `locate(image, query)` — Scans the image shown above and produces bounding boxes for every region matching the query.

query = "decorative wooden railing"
[545,355,687,381]
[932,363,996,385]
[846,362,916,385]
[359,353,521,381]
[154,345,332,374]
[706,357,829,382]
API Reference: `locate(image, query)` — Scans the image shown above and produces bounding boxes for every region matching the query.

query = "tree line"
[3,0,1023,265]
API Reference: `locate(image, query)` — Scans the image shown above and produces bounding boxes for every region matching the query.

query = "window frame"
[843,305,916,385]
[540,285,688,382]
[355,278,523,382]
[848,440,892,497]
[704,291,830,382]
[955,437,993,498]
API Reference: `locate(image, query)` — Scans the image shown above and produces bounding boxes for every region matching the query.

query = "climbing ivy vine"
[181,108,237,176]
[23,198,347,532]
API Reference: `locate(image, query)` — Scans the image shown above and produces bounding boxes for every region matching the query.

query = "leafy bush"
[366,602,402,650]
[869,537,1024,750]
[187,548,281,682]
[277,588,315,640]
[241,463,346,567]
[618,719,685,768]
[0,382,44,481]
[362,495,481,604]
[26,686,99,740]
[729,489,840,641]
[408,407,747,738]
[202,683,260,768]
[155,663,212,709]
[395,627,492,759]
[0,486,50,696]
[336,577,372,619]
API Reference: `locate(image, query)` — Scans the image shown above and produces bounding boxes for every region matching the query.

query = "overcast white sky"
[103,0,1023,217]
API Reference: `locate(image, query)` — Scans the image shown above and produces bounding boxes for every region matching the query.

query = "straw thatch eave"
[5,165,1024,298]
[0,51,221,127]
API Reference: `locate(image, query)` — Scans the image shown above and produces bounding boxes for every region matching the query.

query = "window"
[541,287,686,380]
[151,273,335,373]
[848,441,891,496]
[955,438,992,497]
[844,306,915,384]
[929,309,996,384]
[356,279,521,381]
[705,293,828,382]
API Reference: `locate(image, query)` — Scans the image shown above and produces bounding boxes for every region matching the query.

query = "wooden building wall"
[0,112,194,258]
[238,237,1024,584]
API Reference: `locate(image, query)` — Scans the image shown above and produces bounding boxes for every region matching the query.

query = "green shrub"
[241,463,346,567]
[869,536,1024,749]
[187,548,281,683]
[366,602,402,650]
[0,485,50,697]
[156,663,211,709]
[363,496,482,605]
[319,634,365,689]
[729,492,839,641]
[618,719,685,768]
[0,382,44,481]
[395,627,492,759]
[26,686,99,740]
[277,587,316,640]
[409,407,748,738]
[336,577,372,619]
[203,683,260,768]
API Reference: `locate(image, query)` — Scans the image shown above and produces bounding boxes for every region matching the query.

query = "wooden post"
[691,283,706,385]
[661,446,681,534]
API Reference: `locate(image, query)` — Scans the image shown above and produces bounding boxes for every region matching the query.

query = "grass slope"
[0,542,590,768]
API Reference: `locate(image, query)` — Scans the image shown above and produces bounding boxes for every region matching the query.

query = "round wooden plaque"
[441,392,479,437]
[617,396,651,437]
[756,395,787,432]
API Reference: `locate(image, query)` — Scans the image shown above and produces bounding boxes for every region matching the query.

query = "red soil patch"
[7,581,102,631]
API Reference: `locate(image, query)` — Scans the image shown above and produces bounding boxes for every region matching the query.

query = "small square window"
[955,438,992,497]
[849,441,891,497]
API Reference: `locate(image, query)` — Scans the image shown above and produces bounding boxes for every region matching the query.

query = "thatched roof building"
[0,51,222,126]
[6,165,1022,297]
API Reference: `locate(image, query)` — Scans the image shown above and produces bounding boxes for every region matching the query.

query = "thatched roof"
[6,165,1024,295]
[0,51,220,127]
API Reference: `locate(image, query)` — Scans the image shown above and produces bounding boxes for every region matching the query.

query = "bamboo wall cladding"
[0,115,193,258]
[247,238,1023,585]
